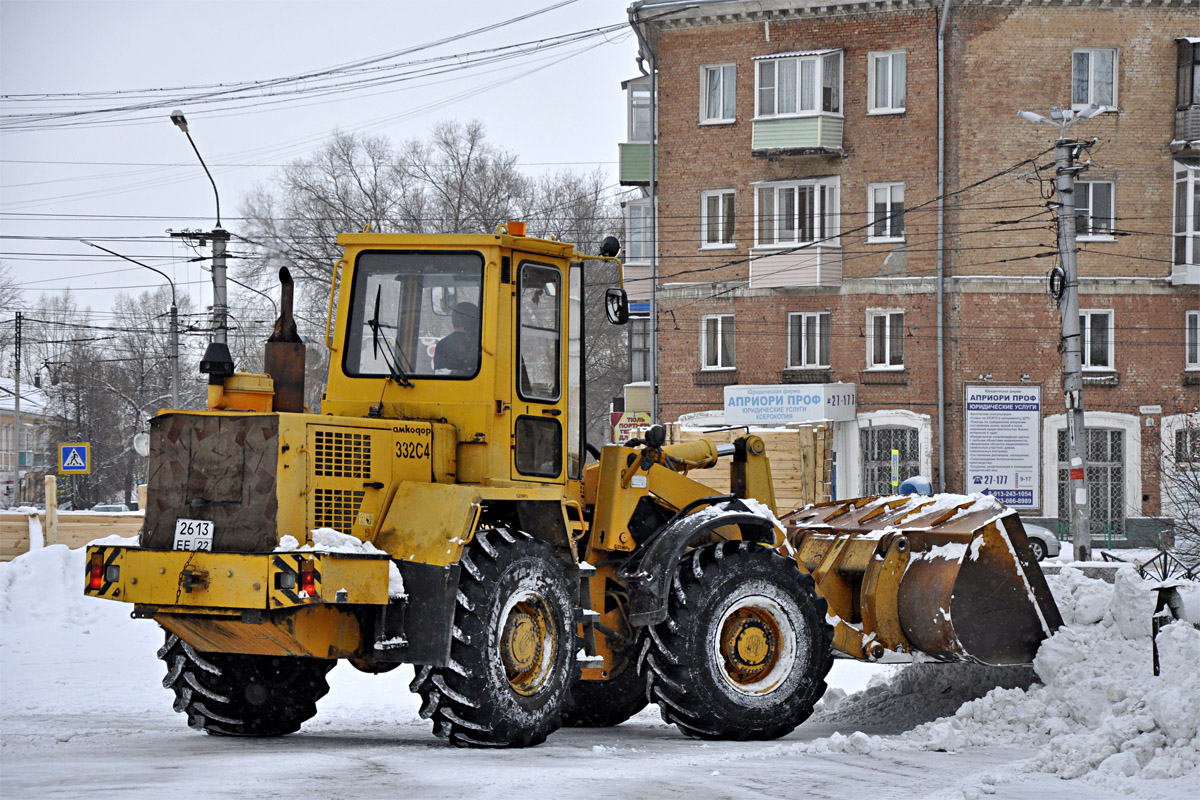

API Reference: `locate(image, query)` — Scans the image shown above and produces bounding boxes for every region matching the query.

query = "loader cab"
[325,230,620,490]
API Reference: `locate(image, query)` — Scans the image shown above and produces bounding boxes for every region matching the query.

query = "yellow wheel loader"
[84,226,1062,747]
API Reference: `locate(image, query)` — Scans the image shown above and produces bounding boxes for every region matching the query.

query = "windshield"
[344,250,484,379]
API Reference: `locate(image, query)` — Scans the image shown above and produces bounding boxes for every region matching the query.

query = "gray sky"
[0,0,636,325]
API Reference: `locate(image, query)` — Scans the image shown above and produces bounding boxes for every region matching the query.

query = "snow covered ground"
[1,543,1196,799]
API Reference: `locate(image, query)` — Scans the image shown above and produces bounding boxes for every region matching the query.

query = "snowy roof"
[0,376,52,418]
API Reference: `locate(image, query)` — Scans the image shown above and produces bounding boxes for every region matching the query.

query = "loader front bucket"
[782,495,1063,665]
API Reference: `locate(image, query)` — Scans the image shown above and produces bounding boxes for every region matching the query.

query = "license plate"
[173,518,214,551]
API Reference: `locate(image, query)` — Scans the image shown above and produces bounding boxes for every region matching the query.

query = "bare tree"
[400,120,529,234]
[1161,413,1200,565]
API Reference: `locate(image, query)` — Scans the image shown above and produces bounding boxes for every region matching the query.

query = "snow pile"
[278,528,405,598]
[805,564,1200,785]
[0,544,110,630]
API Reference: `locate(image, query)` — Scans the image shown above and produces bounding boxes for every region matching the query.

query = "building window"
[867,182,905,241]
[860,426,919,495]
[701,190,736,248]
[868,51,906,114]
[626,199,651,263]
[630,316,650,383]
[1058,427,1125,539]
[1177,427,1200,469]
[701,314,735,370]
[1072,48,1116,109]
[1175,160,1199,269]
[1187,310,1199,370]
[1079,309,1113,370]
[1178,39,1200,110]
[867,310,904,369]
[702,64,736,123]
[755,51,842,118]
[628,76,652,142]
[788,312,831,368]
[754,179,839,247]
[1075,181,1114,238]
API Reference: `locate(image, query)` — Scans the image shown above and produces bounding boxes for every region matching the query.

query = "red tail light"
[88,554,104,591]
[299,561,316,596]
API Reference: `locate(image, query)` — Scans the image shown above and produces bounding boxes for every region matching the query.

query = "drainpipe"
[936,0,951,493]
[629,5,659,424]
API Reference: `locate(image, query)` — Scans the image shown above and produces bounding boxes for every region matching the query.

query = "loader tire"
[410,529,576,748]
[640,541,833,741]
[561,644,648,727]
[158,631,334,736]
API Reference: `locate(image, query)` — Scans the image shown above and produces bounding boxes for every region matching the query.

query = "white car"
[1022,523,1061,562]
[90,503,129,513]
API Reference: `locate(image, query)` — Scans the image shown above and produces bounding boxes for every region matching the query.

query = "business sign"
[59,442,91,475]
[964,385,1040,509]
[610,411,653,444]
[724,384,856,426]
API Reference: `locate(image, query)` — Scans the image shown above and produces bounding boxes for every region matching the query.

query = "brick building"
[619,0,1199,545]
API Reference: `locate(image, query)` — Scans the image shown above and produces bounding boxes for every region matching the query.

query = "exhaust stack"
[264,267,306,413]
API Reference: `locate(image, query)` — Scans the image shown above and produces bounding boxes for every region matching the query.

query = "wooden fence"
[0,478,145,562]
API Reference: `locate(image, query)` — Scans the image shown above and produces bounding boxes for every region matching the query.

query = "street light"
[82,241,180,410]
[170,109,220,228]
[169,110,233,388]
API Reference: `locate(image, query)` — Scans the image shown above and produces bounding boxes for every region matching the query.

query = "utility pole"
[1018,104,1103,563]
[11,312,21,506]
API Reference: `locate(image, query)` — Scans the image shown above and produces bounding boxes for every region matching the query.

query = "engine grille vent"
[312,488,365,532]
[313,430,372,478]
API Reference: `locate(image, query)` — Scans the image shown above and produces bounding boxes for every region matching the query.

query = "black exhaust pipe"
[264,267,306,413]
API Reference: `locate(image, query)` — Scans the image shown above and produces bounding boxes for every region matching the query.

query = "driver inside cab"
[434,302,480,375]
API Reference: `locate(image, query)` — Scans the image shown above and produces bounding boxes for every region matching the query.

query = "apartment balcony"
[749,247,841,288]
[1174,107,1200,153]
[619,143,656,185]
[752,114,843,156]
[623,262,652,302]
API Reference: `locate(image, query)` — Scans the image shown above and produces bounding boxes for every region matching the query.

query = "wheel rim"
[499,590,557,696]
[713,594,797,695]
[1029,541,1045,561]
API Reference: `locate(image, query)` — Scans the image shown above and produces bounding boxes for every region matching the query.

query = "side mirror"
[604,287,629,325]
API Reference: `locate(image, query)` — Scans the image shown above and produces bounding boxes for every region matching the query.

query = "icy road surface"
[2,544,1196,800]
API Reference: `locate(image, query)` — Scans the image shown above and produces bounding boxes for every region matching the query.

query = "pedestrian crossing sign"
[59,443,91,475]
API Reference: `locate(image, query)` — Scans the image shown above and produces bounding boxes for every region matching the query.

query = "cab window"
[517,262,561,402]
[343,251,483,379]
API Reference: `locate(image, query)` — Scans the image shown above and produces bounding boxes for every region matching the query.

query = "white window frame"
[1071,47,1117,110]
[700,313,735,371]
[753,178,840,248]
[754,51,842,119]
[1043,411,1140,524]
[1079,309,1114,371]
[866,309,905,370]
[1187,310,1200,370]
[867,182,906,242]
[1175,160,1199,271]
[787,311,831,369]
[700,63,736,124]
[700,189,736,249]
[1075,181,1115,241]
[625,199,652,264]
[867,50,906,114]
[627,76,652,143]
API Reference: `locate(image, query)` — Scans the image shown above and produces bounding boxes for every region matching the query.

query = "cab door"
[510,258,568,483]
